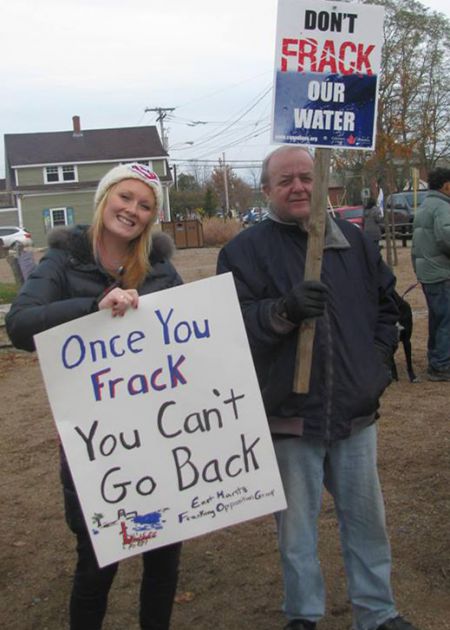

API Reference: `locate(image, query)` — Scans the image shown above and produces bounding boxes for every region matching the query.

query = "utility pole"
[144,107,175,150]
[219,152,230,219]
[172,164,178,190]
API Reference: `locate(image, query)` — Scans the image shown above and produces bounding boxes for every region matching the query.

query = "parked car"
[383,190,428,242]
[331,205,364,229]
[242,207,270,225]
[0,226,33,249]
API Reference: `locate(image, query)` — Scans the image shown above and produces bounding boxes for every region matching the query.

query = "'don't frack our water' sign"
[272,0,384,149]
[34,274,286,567]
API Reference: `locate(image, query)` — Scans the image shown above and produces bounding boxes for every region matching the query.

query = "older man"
[217,146,419,630]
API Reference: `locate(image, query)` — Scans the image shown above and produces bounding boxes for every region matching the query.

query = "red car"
[330,205,364,229]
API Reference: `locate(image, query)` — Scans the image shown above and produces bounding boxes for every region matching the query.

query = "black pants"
[63,481,181,630]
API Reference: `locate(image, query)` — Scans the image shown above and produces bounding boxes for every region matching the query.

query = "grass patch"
[202,217,241,246]
[0,283,18,304]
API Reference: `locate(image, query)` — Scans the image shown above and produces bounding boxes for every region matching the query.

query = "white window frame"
[49,207,69,228]
[44,165,78,184]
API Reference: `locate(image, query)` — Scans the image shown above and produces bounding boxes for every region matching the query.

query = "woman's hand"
[98,288,139,317]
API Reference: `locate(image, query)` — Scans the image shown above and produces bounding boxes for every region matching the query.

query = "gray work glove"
[277,281,328,324]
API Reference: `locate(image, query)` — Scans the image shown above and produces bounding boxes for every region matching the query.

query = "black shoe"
[376,615,420,630]
[427,366,450,382]
[284,620,316,630]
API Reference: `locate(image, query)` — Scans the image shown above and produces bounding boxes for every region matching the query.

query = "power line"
[169,116,264,126]
[176,85,271,152]
[143,85,273,166]
[194,124,271,160]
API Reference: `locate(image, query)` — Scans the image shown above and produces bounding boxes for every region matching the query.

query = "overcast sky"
[1,0,448,180]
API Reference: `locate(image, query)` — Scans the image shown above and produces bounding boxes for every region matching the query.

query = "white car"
[0,226,33,249]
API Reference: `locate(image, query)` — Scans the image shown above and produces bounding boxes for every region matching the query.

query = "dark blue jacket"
[217,217,398,442]
[6,225,182,352]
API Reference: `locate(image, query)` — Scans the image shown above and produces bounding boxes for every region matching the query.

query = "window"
[62,165,76,181]
[43,207,74,232]
[46,166,59,182]
[46,207,74,228]
[44,165,77,183]
[50,208,68,227]
[0,228,15,237]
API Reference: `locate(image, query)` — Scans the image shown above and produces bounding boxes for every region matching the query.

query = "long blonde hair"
[89,187,158,289]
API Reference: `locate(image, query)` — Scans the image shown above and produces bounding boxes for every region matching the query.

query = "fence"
[161,220,204,249]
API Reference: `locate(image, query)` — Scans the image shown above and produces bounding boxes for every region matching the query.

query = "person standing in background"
[412,167,450,381]
[363,196,383,247]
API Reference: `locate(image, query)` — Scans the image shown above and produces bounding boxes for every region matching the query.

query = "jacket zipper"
[324,308,334,444]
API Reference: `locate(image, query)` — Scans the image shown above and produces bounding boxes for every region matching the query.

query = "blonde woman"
[6,163,183,630]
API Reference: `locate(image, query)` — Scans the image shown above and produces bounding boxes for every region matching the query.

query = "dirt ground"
[0,243,449,630]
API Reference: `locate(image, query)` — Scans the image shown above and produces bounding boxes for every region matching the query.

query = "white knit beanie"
[94,162,163,211]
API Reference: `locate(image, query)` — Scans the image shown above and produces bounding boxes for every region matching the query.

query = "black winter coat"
[217,217,399,442]
[6,225,182,352]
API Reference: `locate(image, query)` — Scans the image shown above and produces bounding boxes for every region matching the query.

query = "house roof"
[5,124,168,167]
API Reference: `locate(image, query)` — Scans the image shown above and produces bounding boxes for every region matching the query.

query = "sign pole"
[293,148,331,394]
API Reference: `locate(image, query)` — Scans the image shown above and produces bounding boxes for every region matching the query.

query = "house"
[0,178,16,222]
[3,116,173,247]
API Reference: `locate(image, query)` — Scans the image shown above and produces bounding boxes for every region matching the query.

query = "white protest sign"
[34,274,286,567]
[272,0,384,149]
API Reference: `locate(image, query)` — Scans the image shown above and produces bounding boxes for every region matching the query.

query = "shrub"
[202,217,241,246]
[0,283,18,304]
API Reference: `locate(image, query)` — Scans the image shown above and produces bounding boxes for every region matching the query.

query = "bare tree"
[186,161,212,187]
[209,165,253,215]
[334,0,450,193]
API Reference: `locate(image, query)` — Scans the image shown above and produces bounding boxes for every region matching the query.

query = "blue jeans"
[422,280,450,370]
[274,425,397,630]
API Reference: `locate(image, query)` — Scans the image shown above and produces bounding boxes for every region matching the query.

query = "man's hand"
[277,281,328,323]
[375,343,395,385]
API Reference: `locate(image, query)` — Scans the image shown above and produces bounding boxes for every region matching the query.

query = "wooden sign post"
[293,148,331,393]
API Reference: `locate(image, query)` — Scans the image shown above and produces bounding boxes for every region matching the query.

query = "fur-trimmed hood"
[47,224,176,265]
[6,225,182,354]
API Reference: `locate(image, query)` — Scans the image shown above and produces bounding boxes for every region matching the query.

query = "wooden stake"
[293,148,331,394]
